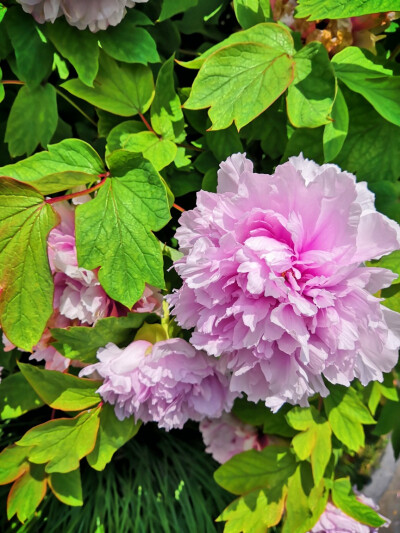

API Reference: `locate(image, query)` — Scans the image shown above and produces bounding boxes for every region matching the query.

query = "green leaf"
[121,131,177,171]
[62,52,155,116]
[185,42,295,130]
[233,0,271,29]
[282,464,327,533]
[206,125,243,161]
[331,478,386,527]
[17,407,101,474]
[87,403,141,471]
[0,66,4,103]
[214,446,296,495]
[217,486,287,532]
[158,0,198,21]
[99,11,159,65]
[287,41,336,128]
[332,47,400,127]
[335,90,400,183]
[373,400,400,458]
[286,407,331,484]
[369,181,400,223]
[45,19,99,86]
[0,372,44,420]
[5,84,58,157]
[0,139,104,195]
[18,363,101,411]
[76,153,170,308]
[5,8,53,87]
[178,22,295,69]
[49,469,83,507]
[106,120,146,154]
[150,55,186,142]
[324,385,375,452]
[296,0,400,20]
[232,399,296,437]
[283,126,324,164]
[0,446,31,486]
[7,464,47,523]
[368,251,400,285]
[323,87,348,161]
[51,313,151,364]
[0,179,59,351]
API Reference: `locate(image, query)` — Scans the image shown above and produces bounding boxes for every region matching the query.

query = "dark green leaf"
[323,87,348,161]
[233,0,271,29]
[0,179,59,351]
[5,84,58,157]
[49,469,83,507]
[0,372,44,420]
[158,0,198,21]
[283,126,324,164]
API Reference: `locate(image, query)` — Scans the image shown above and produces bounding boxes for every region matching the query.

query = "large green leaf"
[5,8,53,87]
[51,313,151,364]
[17,407,101,474]
[5,84,58,157]
[0,446,31,486]
[62,52,154,116]
[150,55,186,142]
[87,404,141,471]
[233,0,271,29]
[332,47,400,127]
[0,372,44,420]
[214,446,296,495]
[331,478,386,527]
[179,22,295,69]
[295,0,400,19]
[335,91,400,183]
[99,11,159,65]
[324,386,375,452]
[287,41,336,128]
[286,407,331,484]
[7,464,47,523]
[45,19,99,86]
[0,179,59,351]
[217,486,287,533]
[49,469,83,507]
[0,139,104,195]
[323,86,348,162]
[184,42,295,130]
[18,363,101,411]
[76,152,170,308]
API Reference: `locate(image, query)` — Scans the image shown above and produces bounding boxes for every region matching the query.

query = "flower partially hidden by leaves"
[309,494,389,532]
[17,0,149,32]
[80,338,237,430]
[169,154,400,411]
[200,413,268,464]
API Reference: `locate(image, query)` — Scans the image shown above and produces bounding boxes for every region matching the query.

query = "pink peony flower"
[200,413,268,464]
[49,202,162,325]
[168,154,400,411]
[309,494,389,532]
[17,0,149,32]
[80,338,237,430]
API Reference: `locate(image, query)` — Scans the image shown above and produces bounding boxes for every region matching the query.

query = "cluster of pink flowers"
[270,0,396,54]
[199,413,268,463]
[80,338,236,430]
[309,494,389,532]
[168,154,400,411]
[17,0,149,32]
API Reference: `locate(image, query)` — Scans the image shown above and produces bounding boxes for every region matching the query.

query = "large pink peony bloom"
[17,0,149,32]
[49,202,162,325]
[169,154,400,411]
[309,494,389,532]
[80,338,236,430]
[200,413,268,464]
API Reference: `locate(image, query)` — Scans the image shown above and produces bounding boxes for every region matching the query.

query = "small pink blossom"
[200,413,268,464]
[17,0,149,32]
[169,154,400,411]
[309,494,389,532]
[80,338,237,430]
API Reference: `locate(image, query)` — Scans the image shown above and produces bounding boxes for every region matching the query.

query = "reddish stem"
[173,203,185,213]
[177,143,204,152]
[45,175,109,205]
[50,409,56,420]
[139,112,155,134]
[0,80,25,85]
